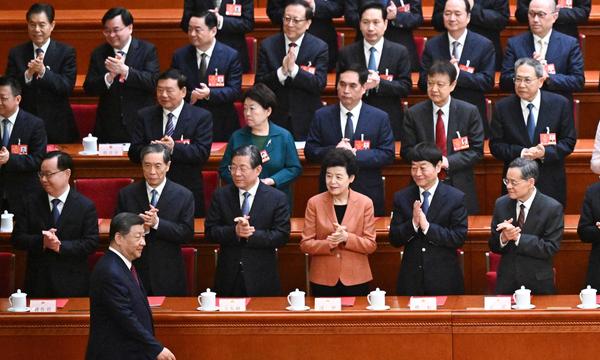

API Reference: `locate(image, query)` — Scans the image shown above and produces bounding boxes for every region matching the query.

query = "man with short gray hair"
[488,157,563,295]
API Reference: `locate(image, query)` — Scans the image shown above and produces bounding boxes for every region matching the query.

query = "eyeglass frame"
[37,169,67,179]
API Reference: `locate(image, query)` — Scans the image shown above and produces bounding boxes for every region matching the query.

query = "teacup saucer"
[577,303,600,309]
[196,306,219,312]
[286,305,310,311]
[7,307,30,312]
[511,304,535,310]
[79,150,98,156]
[366,305,390,311]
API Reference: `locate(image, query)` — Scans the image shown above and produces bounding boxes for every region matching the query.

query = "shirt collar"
[363,37,384,54]
[239,178,260,198]
[196,39,217,59]
[340,101,363,120]
[448,29,468,47]
[3,108,19,123]
[48,185,70,205]
[163,100,185,119]
[520,90,541,112]
[419,178,440,198]
[34,38,51,53]
[533,29,552,45]
[146,178,167,197]
[114,36,132,55]
[109,246,132,269]
[285,33,305,50]
[519,187,537,209]
[432,96,452,116]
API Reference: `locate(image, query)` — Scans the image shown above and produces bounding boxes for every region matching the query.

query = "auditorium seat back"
[0,252,16,297]
[413,36,427,62]
[71,104,97,140]
[337,32,345,50]
[88,251,105,272]
[202,171,219,212]
[246,36,258,74]
[234,101,247,127]
[74,178,134,218]
[181,247,198,295]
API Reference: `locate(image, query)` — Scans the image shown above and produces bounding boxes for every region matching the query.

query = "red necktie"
[131,265,140,287]
[436,109,447,180]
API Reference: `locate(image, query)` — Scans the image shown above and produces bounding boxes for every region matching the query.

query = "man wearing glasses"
[255,0,328,140]
[11,151,99,297]
[489,158,563,295]
[500,0,583,104]
[491,57,576,207]
[84,7,160,143]
[515,0,590,40]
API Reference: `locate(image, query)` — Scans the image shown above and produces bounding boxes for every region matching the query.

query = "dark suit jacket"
[83,38,160,143]
[577,182,600,289]
[337,39,412,140]
[515,0,591,39]
[171,42,241,141]
[181,0,254,72]
[500,30,584,103]
[205,182,290,296]
[489,91,576,206]
[11,188,99,297]
[390,182,468,295]
[345,0,424,71]
[401,98,484,214]
[431,0,509,69]
[116,180,194,296]
[0,109,47,212]
[255,32,328,140]
[305,103,395,216]
[489,191,563,295]
[418,30,495,132]
[86,250,163,360]
[129,102,212,217]
[6,39,78,143]
[268,0,344,70]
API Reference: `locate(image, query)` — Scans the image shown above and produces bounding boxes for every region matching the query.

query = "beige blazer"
[300,189,377,286]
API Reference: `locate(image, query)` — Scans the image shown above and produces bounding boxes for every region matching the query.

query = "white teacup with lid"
[367,288,386,309]
[197,288,217,311]
[287,288,305,310]
[81,133,98,155]
[579,285,597,308]
[1,210,13,232]
[9,289,27,311]
[513,286,532,308]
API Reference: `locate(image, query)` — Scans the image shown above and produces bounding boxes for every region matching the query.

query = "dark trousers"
[311,280,370,297]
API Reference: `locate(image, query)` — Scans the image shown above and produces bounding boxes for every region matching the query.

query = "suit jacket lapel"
[446,100,460,154]
[509,96,532,146]
[124,38,139,67]
[354,105,369,140]
[323,192,338,226]
[150,106,164,139]
[10,111,27,144]
[57,189,78,228]
[135,181,151,210]
[440,34,452,59]
[172,104,189,139]
[534,91,550,142]
[424,101,435,142]
[230,185,243,218]
[526,32,536,54]
[427,182,447,221]
[207,42,221,76]
[523,192,542,232]
[276,34,287,63]
[331,104,344,139]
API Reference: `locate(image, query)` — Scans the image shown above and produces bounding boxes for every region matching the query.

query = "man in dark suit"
[404,60,483,214]
[5,3,78,143]
[431,0,509,70]
[337,2,412,140]
[11,151,98,298]
[268,0,344,70]
[390,142,467,295]
[500,0,584,103]
[515,0,590,39]
[117,144,194,296]
[83,7,160,143]
[577,182,600,290]
[255,0,328,140]
[0,76,47,213]
[86,212,175,360]
[305,65,395,216]
[419,0,495,135]
[205,145,290,297]
[489,158,563,295]
[172,11,241,142]
[181,0,254,73]
[490,57,576,207]
[345,0,424,71]
[129,69,212,217]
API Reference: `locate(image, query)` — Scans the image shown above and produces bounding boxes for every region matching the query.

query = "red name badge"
[379,74,394,81]
[46,144,60,152]
[208,74,225,87]
[354,140,371,151]
[452,136,470,151]
[545,63,556,75]
[459,64,475,73]
[11,144,28,155]
[225,3,242,16]
[301,65,316,74]
[260,149,271,163]
[540,132,557,146]
[397,4,411,12]
[175,138,191,145]
[557,0,573,8]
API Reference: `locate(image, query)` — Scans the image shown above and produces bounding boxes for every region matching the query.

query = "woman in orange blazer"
[300,148,377,296]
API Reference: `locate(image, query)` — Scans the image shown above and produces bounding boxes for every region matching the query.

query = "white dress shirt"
[47,185,70,214]
[448,30,467,61]
[363,37,384,70]
[162,100,185,135]
[432,97,451,139]
[196,39,216,70]
[533,30,552,60]
[500,188,537,247]
[238,179,260,212]
[0,108,18,141]
[277,34,305,83]
[145,178,167,229]
[109,246,132,269]
[339,102,362,136]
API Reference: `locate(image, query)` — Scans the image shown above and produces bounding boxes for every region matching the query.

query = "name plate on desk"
[409,297,437,311]
[30,300,56,312]
[484,296,512,310]
[99,144,124,156]
[219,298,247,312]
[314,297,342,311]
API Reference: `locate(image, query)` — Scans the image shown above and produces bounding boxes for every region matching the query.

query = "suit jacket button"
[336,254,341,258]
[421,248,426,252]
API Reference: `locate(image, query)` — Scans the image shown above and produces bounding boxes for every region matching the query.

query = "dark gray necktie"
[241,192,251,216]
[199,53,208,80]
[35,48,44,58]
[165,113,175,137]
[344,112,354,140]
[51,198,61,225]
[2,119,10,148]
[150,189,158,207]
[451,41,459,59]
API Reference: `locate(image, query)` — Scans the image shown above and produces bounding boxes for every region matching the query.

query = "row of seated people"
[2,1,585,147]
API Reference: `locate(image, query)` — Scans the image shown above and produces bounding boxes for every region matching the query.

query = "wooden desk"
[2,296,600,360]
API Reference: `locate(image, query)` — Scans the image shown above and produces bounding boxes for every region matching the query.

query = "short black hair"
[26,3,55,23]
[158,68,187,89]
[0,76,22,97]
[140,144,171,164]
[243,83,277,111]
[284,0,314,21]
[102,7,134,26]
[43,151,73,171]
[508,157,539,182]
[444,0,471,14]
[232,145,262,168]
[359,2,387,20]
[110,212,144,243]
[409,142,443,165]
[427,60,458,83]
[322,148,358,177]
[188,11,218,29]
[337,63,369,86]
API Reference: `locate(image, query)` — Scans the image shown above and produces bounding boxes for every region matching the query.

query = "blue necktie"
[150,189,158,207]
[241,192,251,216]
[165,113,175,137]
[526,103,536,143]
[51,198,61,225]
[2,119,10,148]
[35,48,44,58]
[422,191,431,215]
[368,47,377,71]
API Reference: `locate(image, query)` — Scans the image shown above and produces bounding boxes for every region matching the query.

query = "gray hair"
[232,144,262,168]
[514,57,544,78]
[140,143,171,164]
[508,157,539,182]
